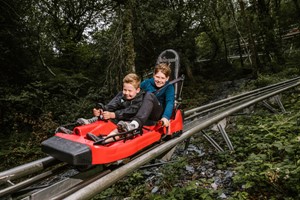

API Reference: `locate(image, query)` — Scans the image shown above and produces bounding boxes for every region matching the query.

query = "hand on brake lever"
[160,117,170,127]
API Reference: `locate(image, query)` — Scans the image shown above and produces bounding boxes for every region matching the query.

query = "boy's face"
[153,71,169,88]
[123,83,140,100]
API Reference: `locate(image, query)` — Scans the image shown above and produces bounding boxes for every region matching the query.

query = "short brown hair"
[123,73,141,89]
[154,63,171,78]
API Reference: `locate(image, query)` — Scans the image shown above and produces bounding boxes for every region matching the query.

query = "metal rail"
[0,163,68,198]
[184,76,300,117]
[183,78,299,131]
[0,157,58,185]
[0,77,299,199]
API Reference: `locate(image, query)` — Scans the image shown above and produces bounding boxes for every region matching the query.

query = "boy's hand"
[161,117,170,127]
[102,111,115,120]
[93,108,103,117]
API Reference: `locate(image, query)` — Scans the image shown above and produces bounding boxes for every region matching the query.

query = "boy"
[117,63,175,133]
[78,73,144,142]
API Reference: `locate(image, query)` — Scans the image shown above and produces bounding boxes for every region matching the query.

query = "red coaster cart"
[41,49,184,167]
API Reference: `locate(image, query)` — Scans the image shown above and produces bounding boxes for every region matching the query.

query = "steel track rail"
[184,76,300,117]
[0,157,59,186]
[184,77,299,130]
[184,82,291,120]
[0,163,69,198]
[47,143,165,200]
[26,143,166,199]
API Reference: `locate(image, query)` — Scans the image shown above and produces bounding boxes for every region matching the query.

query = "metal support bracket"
[201,130,224,152]
[262,95,286,113]
[7,180,15,186]
[202,118,234,152]
[274,95,286,113]
[217,124,234,151]
[160,145,177,162]
[262,100,278,113]
[183,137,191,152]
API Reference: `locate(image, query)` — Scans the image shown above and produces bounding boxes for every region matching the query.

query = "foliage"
[0,73,112,170]
[146,181,217,200]
[253,73,285,87]
[0,112,56,171]
[1,0,299,86]
[228,91,300,199]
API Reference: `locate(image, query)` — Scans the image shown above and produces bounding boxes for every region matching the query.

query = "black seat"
[156,49,184,110]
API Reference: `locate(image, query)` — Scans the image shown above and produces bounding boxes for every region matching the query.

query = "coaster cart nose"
[41,120,116,166]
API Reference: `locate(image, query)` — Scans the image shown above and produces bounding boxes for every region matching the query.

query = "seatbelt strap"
[153,74,185,95]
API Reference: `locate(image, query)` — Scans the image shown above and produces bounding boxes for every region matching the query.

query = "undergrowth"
[228,90,300,199]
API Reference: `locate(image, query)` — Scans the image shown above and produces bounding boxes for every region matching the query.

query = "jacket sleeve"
[114,92,144,120]
[161,85,175,120]
[103,92,123,111]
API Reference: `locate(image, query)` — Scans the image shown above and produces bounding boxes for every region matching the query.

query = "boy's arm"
[114,93,144,120]
[161,85,175,120]
[104,92,123,111]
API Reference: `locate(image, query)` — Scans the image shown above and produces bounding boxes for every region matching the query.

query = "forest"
[0,0,300,199]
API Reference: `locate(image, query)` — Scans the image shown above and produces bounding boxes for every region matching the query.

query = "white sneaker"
[117,121,135,132]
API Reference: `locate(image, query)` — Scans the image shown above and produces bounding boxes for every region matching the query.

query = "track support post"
[160,145,177,162]
[201,130,224,152]
[217,124,234,151]
[262,100,278,113]
[262,95,286,113]
[274,95,286,113]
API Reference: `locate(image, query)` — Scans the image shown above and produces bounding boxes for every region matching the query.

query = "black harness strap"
[153,75,185,95]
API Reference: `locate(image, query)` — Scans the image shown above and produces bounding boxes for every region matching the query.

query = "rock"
[211,182,218,190]
[185,165,195,173]
[219,193,227,199]
[151,186,159,193]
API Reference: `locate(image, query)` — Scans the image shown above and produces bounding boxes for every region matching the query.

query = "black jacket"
[103,90,145,120]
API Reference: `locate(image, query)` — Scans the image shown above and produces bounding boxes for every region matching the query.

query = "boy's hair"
[154,63,171,78]
[123,73,141,89]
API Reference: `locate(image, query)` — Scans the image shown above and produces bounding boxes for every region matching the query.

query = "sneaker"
[117,121,135,133]
[86,132,102,142]
[77,117,98,125]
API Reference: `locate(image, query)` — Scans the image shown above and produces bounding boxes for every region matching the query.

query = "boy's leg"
[105,129,120,142]
[132,93,163,127]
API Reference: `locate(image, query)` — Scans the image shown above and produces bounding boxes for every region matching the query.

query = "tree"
[237,0,260,78]
[133,0,203,81]
[0,0,38,85]
[33,0,114,72]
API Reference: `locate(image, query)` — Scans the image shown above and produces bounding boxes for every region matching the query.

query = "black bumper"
[41,136,92,166]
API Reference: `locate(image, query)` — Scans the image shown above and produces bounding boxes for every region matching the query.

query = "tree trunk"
[238,0,260,78]
[228,0,245,68]
[236,35,244,68]
[292,0,300,19]
[123,0,136,73]
[256,0,285,69]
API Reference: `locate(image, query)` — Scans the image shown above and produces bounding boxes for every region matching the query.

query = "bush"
[230,91,300,199]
